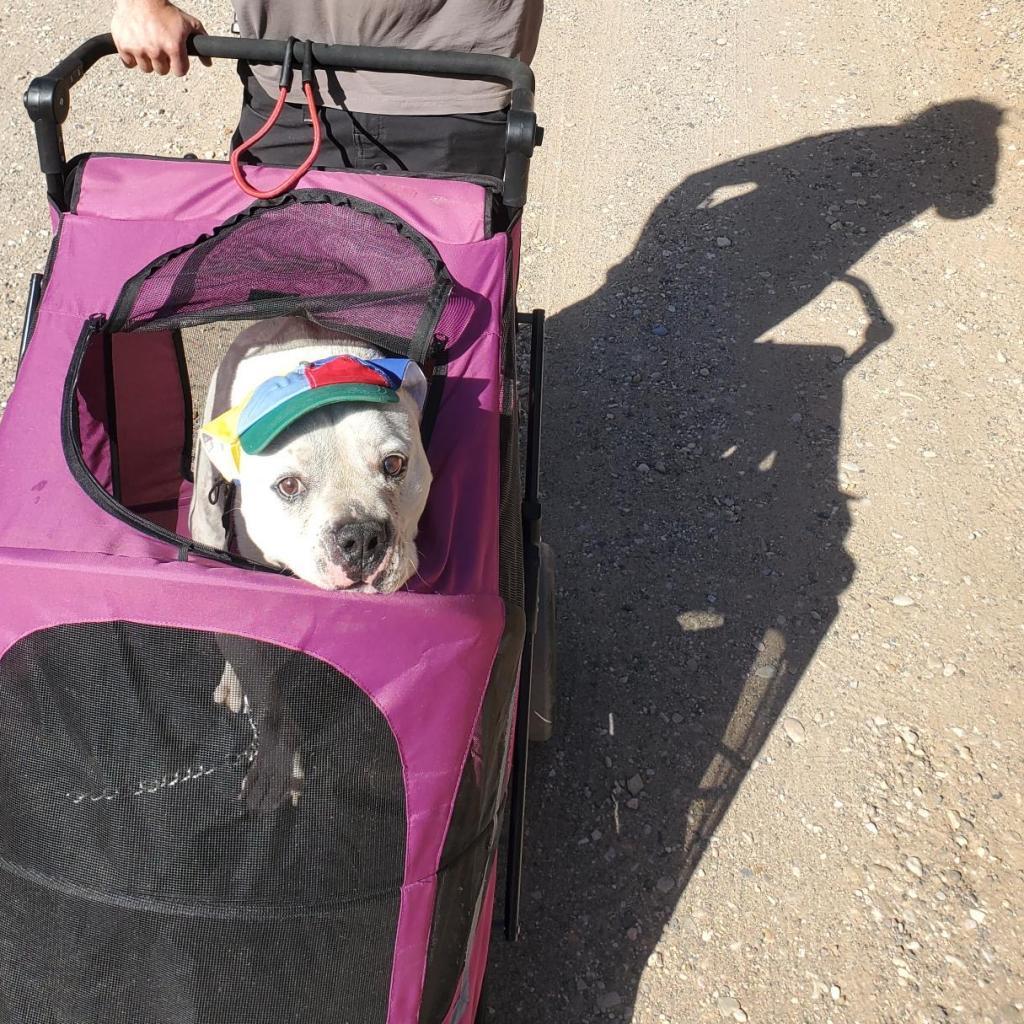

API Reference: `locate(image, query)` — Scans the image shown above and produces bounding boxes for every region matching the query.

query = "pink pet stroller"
[1,34,553,1023]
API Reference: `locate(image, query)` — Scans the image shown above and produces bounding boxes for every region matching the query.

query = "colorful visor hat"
[201,355,422,474]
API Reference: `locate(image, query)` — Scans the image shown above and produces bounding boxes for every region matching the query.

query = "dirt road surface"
[1,2,1022,1023]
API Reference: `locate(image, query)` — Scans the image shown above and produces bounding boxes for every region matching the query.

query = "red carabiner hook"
[230,40,322,200]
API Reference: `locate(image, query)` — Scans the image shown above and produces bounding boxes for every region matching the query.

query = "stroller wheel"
[528,542,556,743]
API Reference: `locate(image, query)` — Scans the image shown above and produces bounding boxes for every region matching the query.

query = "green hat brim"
[238,384,399,455]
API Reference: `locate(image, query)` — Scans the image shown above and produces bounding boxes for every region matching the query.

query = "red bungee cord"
[230,39,322,200]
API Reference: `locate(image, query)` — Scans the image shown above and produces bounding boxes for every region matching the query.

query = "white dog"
[188,315,433,810]
[189,315,432,592]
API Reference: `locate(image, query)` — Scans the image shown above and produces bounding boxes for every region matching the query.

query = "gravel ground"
[2,2,1023,1024]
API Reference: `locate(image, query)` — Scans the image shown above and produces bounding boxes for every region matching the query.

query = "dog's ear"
[400,362,429,416]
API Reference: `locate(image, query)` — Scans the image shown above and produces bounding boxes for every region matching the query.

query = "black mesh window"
[109,190,452,363]
[0,622,405,1024]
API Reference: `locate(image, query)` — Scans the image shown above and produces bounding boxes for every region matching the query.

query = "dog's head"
[202,355,431,592]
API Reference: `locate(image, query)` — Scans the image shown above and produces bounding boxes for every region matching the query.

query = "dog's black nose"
[332,520,389,578]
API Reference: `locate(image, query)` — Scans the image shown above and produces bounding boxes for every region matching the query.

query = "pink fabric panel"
[0,550,503,878]
[112,330,189,515]
[0,214,508,595]
[0,549,506,1009]
[73,157,489,245]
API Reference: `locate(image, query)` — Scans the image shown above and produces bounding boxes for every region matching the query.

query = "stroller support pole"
[504,308,546,942]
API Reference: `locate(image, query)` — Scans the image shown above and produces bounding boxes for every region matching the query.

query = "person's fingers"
[118,51,138,69]
[151,51,171,76]
[136,53,155,74]
[169,42,189,77]
[188,19,213,67]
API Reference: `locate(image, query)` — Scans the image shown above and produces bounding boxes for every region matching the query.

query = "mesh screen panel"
[113,191,451,362]
[0,622,405,1023]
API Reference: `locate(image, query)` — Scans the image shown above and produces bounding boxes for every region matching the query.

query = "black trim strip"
[420,338,448,452]
[106,188,453,365]
[18,273,43,373]
[102,331,121,502]
[22,213,66,347]
[171,328,194,483]
[62,317,276,572]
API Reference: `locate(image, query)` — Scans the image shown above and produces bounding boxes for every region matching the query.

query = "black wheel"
[528,542,556,743]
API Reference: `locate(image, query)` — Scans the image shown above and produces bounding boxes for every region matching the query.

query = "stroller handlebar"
[24,33,540,211]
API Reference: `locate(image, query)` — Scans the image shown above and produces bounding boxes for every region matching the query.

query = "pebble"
[905,856,924,878]
[596,991,622,1011]
[716,236,732,247]
[717,996,741,1018]
[830,984,842,1001]
[627,774,644,795]
[969,908,986,924]
[654,460,667,474]
[652,324,669,336]
[782,717,806,743]
[637,462,651,474]
[656,876,676,894]
[892,595,915,607]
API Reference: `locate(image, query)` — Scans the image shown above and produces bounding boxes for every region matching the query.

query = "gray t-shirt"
[233,0,542,115]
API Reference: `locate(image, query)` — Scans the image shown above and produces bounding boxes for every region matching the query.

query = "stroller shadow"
[489,99,1001,1019]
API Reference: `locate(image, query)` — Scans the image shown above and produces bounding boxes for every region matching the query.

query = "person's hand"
[111,0,212,76]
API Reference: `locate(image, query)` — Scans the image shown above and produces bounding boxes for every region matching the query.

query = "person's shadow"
[487,99,1002,1019]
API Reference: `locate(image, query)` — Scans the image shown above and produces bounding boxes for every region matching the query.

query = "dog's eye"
[382,454,407,478]
[274,476,305,499]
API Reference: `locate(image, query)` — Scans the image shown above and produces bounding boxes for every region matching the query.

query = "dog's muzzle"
[329,519,390,581]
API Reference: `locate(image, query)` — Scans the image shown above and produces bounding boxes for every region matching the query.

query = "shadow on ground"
[488,99,1001,1021]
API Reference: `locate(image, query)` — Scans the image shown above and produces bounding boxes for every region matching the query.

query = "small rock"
[717,996,741,1018]
[627,774,644,796]
[715,36,727,45]
[652,324,669,337]
[969,908,986,924]
[783,717,806,743]
[656,876,676,894]
[905,856,924,878]
[755,665,776,679]
[892,595,915,607]
[715,236,732,248]
[830,984,842,1001]
[943,663,956,677]
[596,991,622,1011]
[637,462,651,474]
[654,460,668,474]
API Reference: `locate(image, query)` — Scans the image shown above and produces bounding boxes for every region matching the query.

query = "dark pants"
[234,68,508,179]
